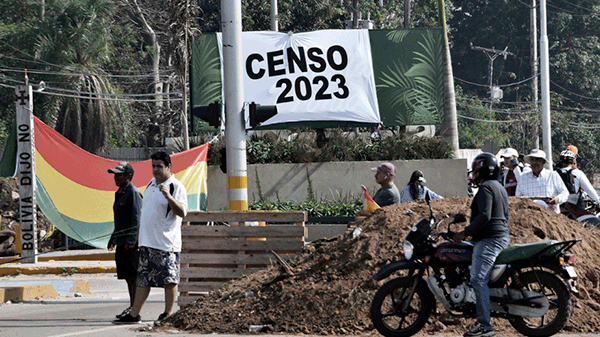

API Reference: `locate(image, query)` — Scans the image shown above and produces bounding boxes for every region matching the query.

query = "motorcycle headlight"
[403,240,414,260]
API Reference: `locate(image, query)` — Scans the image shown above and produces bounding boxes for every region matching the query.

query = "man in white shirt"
[515,149,569,213]
[114,151,188,324]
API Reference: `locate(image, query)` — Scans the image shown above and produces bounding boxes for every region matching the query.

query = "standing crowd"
[496,145,599,223]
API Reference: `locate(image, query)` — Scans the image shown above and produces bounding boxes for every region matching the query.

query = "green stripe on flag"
[0,120,17,178]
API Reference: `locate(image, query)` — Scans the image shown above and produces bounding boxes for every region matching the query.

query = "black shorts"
[115,245,139,279]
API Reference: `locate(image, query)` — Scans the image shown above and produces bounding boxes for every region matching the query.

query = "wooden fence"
[179,211,307,307]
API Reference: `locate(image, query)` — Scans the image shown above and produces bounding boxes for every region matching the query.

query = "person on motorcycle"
[555,149,599,211]
[453,152,510,337]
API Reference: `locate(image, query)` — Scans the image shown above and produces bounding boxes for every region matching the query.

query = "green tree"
[33,0,127,153]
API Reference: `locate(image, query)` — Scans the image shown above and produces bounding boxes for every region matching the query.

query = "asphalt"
[0,249,115,302]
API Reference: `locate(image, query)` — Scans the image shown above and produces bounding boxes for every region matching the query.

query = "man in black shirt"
[454,153,510,337]
[108,162,143,320]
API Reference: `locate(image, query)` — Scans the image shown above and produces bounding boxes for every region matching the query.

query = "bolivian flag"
[364,189,380,212]
[3,117,208,248]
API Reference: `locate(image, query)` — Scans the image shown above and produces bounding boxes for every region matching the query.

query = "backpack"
[556,168,577,194]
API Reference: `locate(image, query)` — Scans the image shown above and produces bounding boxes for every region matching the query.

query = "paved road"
[0,273,597,337]
[0,273,318,337]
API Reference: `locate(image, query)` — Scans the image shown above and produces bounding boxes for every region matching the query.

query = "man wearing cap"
[108,162,143,320]
[499,148,530,196]
[515,149,569,213]
[363,162,400,207]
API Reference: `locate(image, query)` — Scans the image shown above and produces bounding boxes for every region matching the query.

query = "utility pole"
[531,0,539,149]
[540,0,552,166]
[221,0,248,211]
[270,0,278,31]
[470,44,514,94]
[404,0,411,28]
[352,0,359,28]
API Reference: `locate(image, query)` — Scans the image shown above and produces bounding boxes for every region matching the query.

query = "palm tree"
[34,0,125,153]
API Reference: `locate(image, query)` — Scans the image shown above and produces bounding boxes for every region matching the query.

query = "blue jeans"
[470,236,510,330]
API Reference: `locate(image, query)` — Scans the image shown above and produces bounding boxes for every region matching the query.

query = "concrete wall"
[207,159,468,210]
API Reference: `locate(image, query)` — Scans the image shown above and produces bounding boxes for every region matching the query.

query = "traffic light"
[219,147,227,174]
[249,102,277,129]
[192,102,222,128]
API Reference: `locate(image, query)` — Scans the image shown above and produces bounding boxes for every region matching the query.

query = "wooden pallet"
[179,211,307,307]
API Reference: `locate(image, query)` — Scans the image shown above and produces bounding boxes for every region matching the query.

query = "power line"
[550,80,600,101]
[457,114,522,123]
[0,82,183,103]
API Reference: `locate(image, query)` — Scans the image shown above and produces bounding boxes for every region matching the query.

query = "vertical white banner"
[15,85,37,263]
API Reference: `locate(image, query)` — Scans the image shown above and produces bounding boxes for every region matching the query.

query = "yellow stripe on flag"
[364,189,380,212]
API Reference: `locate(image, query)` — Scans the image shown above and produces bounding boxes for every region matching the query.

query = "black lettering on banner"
[295,77,312,101]
[287,47,307,74]
[19,152,30,160]
[328,45,348,71]
[307,48,326,72]
[23,233,33,241]
[246,54,265,80]
[22,242,33,250]
[21,196,32,204]
[332,74,349,99]
[267,50,285,77]
[249,44,351,103]
[313,76,332,100]
[276,79,294,103]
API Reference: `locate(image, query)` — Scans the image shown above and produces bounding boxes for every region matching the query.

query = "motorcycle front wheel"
[509,270,572,337]
[370,277,435,337]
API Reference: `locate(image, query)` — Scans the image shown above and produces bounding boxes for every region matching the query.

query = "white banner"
[216,30,380,126]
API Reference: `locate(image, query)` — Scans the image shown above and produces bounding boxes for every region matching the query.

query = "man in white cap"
[515,149,569,213]
[499,148,530,196]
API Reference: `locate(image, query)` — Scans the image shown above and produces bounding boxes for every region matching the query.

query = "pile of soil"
[164,197,600,336]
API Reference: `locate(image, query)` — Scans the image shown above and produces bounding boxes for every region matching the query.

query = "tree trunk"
[131,0,163,109]
[437,0,459,152]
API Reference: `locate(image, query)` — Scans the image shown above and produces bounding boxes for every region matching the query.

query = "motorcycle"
[370,194,580,337]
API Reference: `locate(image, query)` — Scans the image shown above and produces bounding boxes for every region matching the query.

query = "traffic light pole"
[221,0,248,211]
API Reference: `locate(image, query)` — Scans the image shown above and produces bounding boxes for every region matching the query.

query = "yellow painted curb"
[0,266,116,276]
[70,280,90,294]
[0,284,59,302]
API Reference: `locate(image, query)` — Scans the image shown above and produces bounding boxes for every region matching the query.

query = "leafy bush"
[249,198,363,220]
[207,128,453,165]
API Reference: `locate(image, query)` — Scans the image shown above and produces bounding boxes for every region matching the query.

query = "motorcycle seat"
[496,240,559,264]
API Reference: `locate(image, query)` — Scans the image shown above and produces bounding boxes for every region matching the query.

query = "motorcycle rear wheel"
[370,277,435,337]
[509,270,572,337]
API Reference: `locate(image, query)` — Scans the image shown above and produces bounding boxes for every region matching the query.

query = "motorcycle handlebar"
[440,231,456,241]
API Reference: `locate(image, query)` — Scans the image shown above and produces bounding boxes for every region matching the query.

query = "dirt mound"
[164,197,600,336]
[0,177,54,254]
